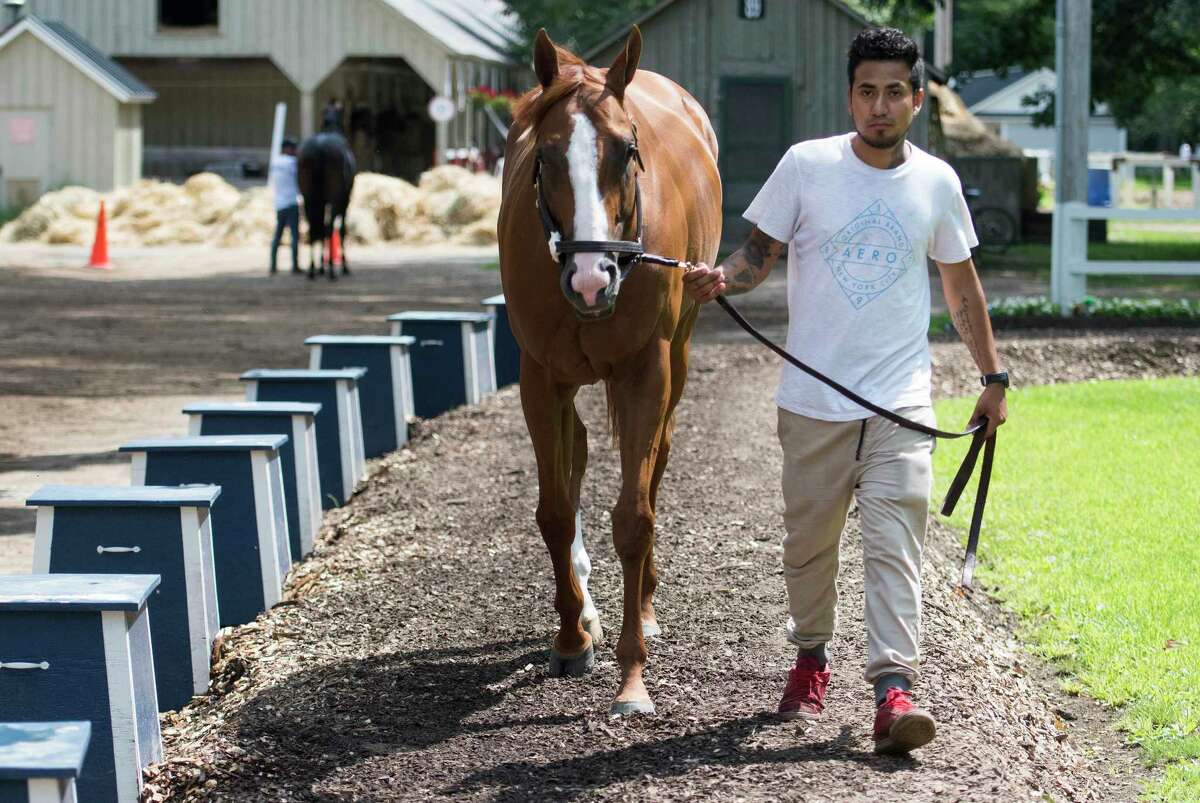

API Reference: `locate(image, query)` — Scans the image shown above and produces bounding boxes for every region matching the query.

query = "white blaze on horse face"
[566,112,613,306]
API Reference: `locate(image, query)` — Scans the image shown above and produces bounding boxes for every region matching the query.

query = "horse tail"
[604,379,620,447]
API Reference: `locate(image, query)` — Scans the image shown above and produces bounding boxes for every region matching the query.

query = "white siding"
[0,29,118,190]
[25,0,474,92]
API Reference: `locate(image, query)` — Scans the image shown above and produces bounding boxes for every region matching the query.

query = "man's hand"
[969,384,1007,439]
[682,263,726,303]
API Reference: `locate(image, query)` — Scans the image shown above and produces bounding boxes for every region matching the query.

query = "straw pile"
[928,81,1025,159]
[0,166,501,248]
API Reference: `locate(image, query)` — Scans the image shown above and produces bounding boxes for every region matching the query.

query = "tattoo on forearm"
[721,228,786,295]
[952,292,984,366]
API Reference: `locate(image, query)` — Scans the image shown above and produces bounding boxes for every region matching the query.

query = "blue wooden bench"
[118,436,290,629]
[305,336,415,458]
[183,402,322,562]
[25,485,221,713]
[0,575,161,803]
[386,311,495,418]
[240,369,366,509]
[0,721,90,803]
[482,294,520,388]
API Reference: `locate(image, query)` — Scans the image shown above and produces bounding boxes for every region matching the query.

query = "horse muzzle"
[560,257,622,320]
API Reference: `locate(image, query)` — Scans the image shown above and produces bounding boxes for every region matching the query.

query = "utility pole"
[1050,0,1092,311]
[933,0,953,71]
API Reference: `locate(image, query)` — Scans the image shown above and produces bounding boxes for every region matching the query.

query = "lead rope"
[639,253,996,588]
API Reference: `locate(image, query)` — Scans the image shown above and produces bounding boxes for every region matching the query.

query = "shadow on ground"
[226,638,914,800]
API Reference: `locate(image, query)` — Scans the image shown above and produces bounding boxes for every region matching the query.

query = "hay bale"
[43,217,94,245]
[213,187,277,247]
[348,172,423,243]
[0,186,101,242]
[454,209,499,245]
[183,172,242,224]
[143,220,209,246]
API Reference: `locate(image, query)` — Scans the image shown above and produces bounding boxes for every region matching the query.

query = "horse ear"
[533,28,558,89]
[605,26,643,102]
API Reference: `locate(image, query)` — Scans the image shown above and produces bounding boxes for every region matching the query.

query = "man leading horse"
[684,26,1009,754]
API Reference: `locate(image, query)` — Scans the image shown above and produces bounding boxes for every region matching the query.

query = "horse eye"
[624,143,638,160]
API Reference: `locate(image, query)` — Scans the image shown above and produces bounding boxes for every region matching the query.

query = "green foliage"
[930,295,1200,336]
[501,0,663,62]
[950,0,1200,138]
[933,378,1200,799]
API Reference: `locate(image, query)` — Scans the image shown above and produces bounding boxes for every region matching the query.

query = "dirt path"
[4,244,1199,798]
[142,336,1200,801]
[0,244,1051,569]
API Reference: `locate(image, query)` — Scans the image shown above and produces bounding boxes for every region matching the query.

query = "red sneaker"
[873,687,936,754]
[777,656,831,720]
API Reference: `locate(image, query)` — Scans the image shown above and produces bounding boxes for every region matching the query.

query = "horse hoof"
[642,622,661,638]
[610,698,656,716]
[548,644,594,678]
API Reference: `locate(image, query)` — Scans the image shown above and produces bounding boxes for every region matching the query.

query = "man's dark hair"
[847,27,923,90]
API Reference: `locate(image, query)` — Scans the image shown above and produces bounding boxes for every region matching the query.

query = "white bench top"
[387,311,494,323]
[240,368,366,381]
[481,294,506,306]
[0,574,160,611]
[0,722,91,779]
[118,435,287,453]
[183,401,322,416]
[26,485,221,508]
[305,335,415,346]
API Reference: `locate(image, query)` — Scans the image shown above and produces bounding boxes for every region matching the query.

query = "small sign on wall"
[739,0,765,19]
[9,117,35,144]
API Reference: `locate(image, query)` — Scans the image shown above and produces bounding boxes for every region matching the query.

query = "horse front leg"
[609,341,671,715]
[520,356,593,677]
[568,408,601,644]
[642,308,697,639]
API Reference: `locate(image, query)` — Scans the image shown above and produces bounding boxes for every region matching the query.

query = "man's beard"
[856,123,908,150]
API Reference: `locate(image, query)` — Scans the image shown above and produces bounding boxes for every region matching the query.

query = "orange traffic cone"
[329,228,342,269]
[87,201,112,270]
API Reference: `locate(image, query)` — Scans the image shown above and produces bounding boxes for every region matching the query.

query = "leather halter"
[532,124,647,275]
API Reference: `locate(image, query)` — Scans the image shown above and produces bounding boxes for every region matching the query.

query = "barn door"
[719,77,791,246]
[0,110,51,208]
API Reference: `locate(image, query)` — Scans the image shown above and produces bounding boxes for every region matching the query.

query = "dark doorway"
[159,0,219,29]
[719,76,791,246]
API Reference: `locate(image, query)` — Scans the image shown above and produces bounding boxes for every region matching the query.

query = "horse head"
[525,27,645,320]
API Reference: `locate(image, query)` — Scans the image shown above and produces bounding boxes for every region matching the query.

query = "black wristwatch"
[981,371,1010,389]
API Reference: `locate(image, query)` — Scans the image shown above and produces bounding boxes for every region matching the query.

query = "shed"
[0,14,155,204]
[20,0,522,181]
[586,0,932,245]
[955,67,1128,177]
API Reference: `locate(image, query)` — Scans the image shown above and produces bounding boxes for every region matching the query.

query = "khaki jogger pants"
[777,405,936,684]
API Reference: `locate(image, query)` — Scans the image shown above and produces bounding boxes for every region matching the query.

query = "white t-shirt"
[269,153,300,211]
[743,133,977,421]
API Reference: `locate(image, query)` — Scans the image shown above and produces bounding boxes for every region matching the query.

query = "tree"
[853,0,1200,146]
[501,0,662,63]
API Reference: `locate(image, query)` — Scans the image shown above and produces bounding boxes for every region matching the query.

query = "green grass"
[932,378,1200,799]
[976,220,1200,295]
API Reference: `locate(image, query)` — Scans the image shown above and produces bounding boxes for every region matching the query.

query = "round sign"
[427,96,457,123]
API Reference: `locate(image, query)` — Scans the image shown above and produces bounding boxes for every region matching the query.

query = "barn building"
[585,0,932,244]
[0,14,155,207]
[6,0,522,186]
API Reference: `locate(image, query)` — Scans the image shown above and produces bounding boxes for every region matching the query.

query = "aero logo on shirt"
[820,199,914,309]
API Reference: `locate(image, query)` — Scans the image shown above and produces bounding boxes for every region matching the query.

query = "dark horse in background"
[298,127,356,281]
[498,27,721,715]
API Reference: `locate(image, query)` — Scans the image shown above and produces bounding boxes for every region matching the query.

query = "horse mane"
[512,46,609,131]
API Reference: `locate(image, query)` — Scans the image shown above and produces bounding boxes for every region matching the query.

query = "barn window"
[158,0,218,30]
[739,0,765,19]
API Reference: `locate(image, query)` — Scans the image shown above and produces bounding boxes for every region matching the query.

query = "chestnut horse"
[497,27,721,714]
